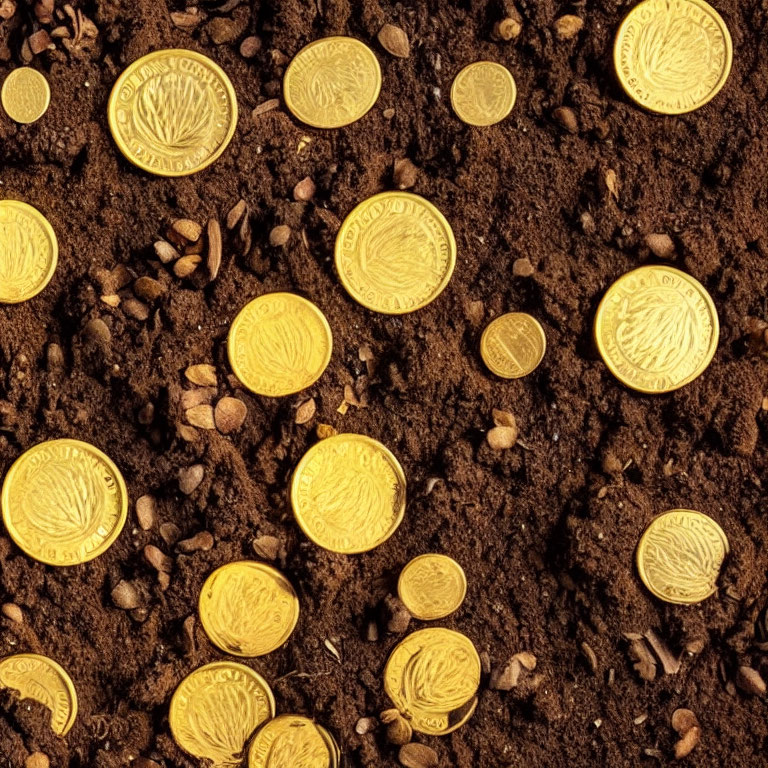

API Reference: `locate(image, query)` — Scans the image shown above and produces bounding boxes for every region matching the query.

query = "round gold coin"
[334,191,456,314]
[227,292,333,397]
[480,312,546,379]
[613,0,732,114]
[283,36,381,129]
[291,433,406,554]
[1,68,50,124]
[383,627,481,736]
[594,265,718,393]
[0,653,77,736]
[107,48,238,176]
[450,61,517,126]
[398,554,467,621]
[248,714,337,768]
[1,439,128,566]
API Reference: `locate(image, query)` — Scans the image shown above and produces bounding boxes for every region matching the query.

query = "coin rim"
[397,553,468,620]
[248,714,335,768]
[480,312,547,379]
[450,60,517,126]
[1,68,51,124]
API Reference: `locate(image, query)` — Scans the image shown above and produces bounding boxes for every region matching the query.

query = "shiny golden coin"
[1,68,50,124]
[335,191,456,314]
[283,36,381,129]
[594,265,718,393]
[248,715,337,768]
[384,627,481,735]
[614,0,732,114]
[291,433,406,554]
[398,554,467,621]
[450,61,517,126]
[480,312,546,379]
[107,49,238,176]
[228,292,333,397]
[170,661,275,766]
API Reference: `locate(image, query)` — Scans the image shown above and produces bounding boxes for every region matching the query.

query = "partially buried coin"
[450,61,517,126]
[398,554,467,621]
[1,68,50,124]
[248,714,338,768]
[480,312,546,379]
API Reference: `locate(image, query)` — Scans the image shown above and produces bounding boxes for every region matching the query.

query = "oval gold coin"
[228,292,333,397]
[613,0,732,114]
[450,61,517,126]
[107,49,238,176]
[480,312,546,379]
[594,265,718,393]
[636,509,729,604]
[0,653,77,736]
[248,714,336,768]
[1,68,50,124]
[291,433,406,554]
[334,191,456,314]
[1,439,128,566]
[283,36,381,129]
[398,554,467,621]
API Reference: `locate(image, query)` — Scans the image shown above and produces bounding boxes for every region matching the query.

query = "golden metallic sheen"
[450,61,517,126]
[398,554,467,621]
[480,312,546,379]
[248,714,338,768]
[335,191,456,314]
[1,68,50,124]
[107,49,238,176]
[594,265,718,393]
[291,433,406,554]
[614,0,732,114]
[1,439,128,566]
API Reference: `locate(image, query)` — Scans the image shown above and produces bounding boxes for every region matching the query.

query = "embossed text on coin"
[480,312,546,379]
[450,61,517,126]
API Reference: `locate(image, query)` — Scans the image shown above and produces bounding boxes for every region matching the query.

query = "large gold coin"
[199,561,299,657]
[480,312,546,379]
[384,627,481,736]
[0,653,77,736]
[248,714,337,768]
[1,68,50,124]
[594,265,718,393]
[291,433,406,554]
[636,509,729,604]
[0,200,58,304]
[398,554,467,621]
[169,661,275,766]
[450,61,517,126]
[228,292,333,397]
[335,191,456,314]
[613,0,732,114]
[1,439,128,566]
[107,49,237,176]
[283,37,381,129]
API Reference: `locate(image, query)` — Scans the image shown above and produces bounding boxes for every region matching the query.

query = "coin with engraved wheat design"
[1,68,50,124]
[107,49,237,176]
[614,0,732,114]
[291,433,406,554]
[636,509,729,604]
[228,292,333,397]
[170,661,276,767]
[1,439,128,566]
[0,653,77,736]
[384,627,481,735]
[283,37,381,129]
[594,265,718,393]
[248,714,338,768]
[335,191,456,314]
[450,61,517,126]
[199,561,299,657]
[480,312,546,379]
[398,554,467,621]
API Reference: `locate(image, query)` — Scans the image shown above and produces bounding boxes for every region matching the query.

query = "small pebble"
[252,535,282,561]
[253,98,280,118]
[554,14,584,40]
[393,158,418,190]
[215,397,247,433]
[185,364,217,387]
[135,495,156,529]
[380,709,412,745]
[160,522,181,546]
[487,425,517,450]
[185,404,216,430]
[736,665,766,696]
[111,580,141,610]
[123,298,150,321]
[671,708,699,735]
[489,658,521,690]
[227,199,247,230]
[28,29,51,55]
[133,276,165,302]
[178,531,214,553]
[293,177,316,202]
[1,602,23,623]
[382,594,411,634]
[553,106,578,133]
[207,16,239,44]
[143,544,172,573]
[132,759,162,768]
[512,258,534,277]
[493,16,522,40]
[240,35,261,58]
[174,254,201,278]
[25,754,50,768]
[399,743,438,768]
[178,464,204,495]
[355,716,377,735]
[645,233,675,259]
[154,240,181,263]
[181,388,216,410]
[84,318,111,345]
[0,0,16,20]
[269,224,291,247]
[377,23,410,58]
[674,726,701,759]
[295,398,316,425]
[171,218,202,243]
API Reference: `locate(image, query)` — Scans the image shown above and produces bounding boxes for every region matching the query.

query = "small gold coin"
[335,191,456,314]
[291,433,406,554]
[199,560,299,657]
[614,0,732,114]
[398,554,467,621]
[450,61,517,126]
[480,312,546,379]
[1,439,128,566]
[228,292,333,397]
[283,36,381,129]
[383,627,481,736]
[248,714,337,768]
[107,48,238,176]
[1,68,50,124]
[0,653,77,736]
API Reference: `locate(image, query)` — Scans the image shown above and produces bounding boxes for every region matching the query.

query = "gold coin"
[228,292,333,397]
[383,627,481,736]
[248,715,337,768]
[170,661,275,766]
[613,0,732,114]
[594,265,718,393]
[291,433,406,554]
[107,49,238,177]
[480,312,546,379]
[397,554,467,621]
[1,439,128,566]
[199,560,299,657]
[1,68,50,124]
[450,61,517,126]
[0,653,77,736]
[0,200,58,304]
[334,191,456,314]
[283,36,381,129]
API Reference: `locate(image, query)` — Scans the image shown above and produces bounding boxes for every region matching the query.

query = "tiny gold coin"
[170,661,275,766]
[228,292,333,397]
[283,36,381,129]
[199,560,299,657]
[0,653,77,736]
[398,554,467,621]
[248,714,337,768]
[107,49,238,177]
[480,312,546,379]
[384,627,481,736]
[594,265,718,393]
[614,0,732,114]
[1,68,50,124]
[1,439,128,566]
[450,61,517,126]
[291,433,406,554]
[335,191,456,315]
